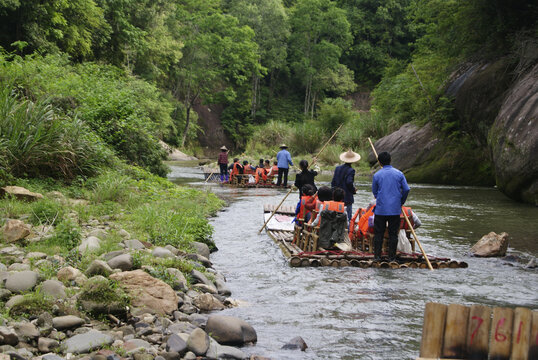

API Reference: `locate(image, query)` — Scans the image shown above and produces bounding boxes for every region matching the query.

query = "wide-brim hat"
[339,150,361,163]
[279,144,288,148]
[220,146,228,151]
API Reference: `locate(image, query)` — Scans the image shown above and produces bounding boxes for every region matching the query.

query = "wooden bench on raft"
[418,302,538,360]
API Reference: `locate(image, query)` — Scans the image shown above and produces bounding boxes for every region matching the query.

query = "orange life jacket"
[231,162,243,176]
[255,167,267,183]
[308,199,324,224]
[349,208,365,240]
[243,165,255,175]
[267,165,278,178]
[297,195,315,220]
[321,201,345,213]
[358,206,375,237]
[400,206,414,230]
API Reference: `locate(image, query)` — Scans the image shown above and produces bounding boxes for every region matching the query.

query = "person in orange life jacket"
[311,187,346,227]
[331,150,360,221]
[351,199,377,240]
[267,161,278,181]
[255,163,268,184]
[294,184,317,225]
[308,186,333,225]
[228,158,243,182]
[243,160,255,175]
[294,159,318,198]
[372,151,410,262]
[257,158,264,169]
[217,146,229,182]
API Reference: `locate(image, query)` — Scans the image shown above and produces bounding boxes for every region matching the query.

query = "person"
[257,159,264,169]
[372,151,410,261]
[243,160,255,175]
[311,187,345,227]
[255,163,267,184]
[267,161,278,183]
[217,146,229,183]
[276,144,293,187]
[228,158,243,183]
[294,159,318,198]
[294,184,317,225]
[331,150,360,221]
[308,186,332,225]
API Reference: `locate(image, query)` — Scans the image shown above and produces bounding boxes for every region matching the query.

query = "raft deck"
[263,204,468,269]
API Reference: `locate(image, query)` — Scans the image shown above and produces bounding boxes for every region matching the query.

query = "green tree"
[288,0,353,116]
[0,0,110,59]
[170,0,262,147]
[226,0,289,120]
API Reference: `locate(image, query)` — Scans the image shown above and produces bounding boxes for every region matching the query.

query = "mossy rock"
[9,292,54,318]
[77,276,129,317]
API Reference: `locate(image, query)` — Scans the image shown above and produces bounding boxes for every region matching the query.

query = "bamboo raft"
[263,204,468,269]
[204,170,291,188]
[418,302,538,360]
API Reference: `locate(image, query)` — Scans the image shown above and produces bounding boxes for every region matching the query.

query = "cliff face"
[370,56,538,204]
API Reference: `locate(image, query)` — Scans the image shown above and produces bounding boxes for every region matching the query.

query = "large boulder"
[471,232,509,257]
[205,315,257,346]
[489,62,538,205]
[0,186,43,201]
[110,270,178,315]
[1,220,31,243]
[4,271,39,293]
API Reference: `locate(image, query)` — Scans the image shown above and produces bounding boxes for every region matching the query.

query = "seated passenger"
[267,161,279,182]
[294,184,317,225]
[243,160,255,175]
[308,186,333,226]
[228,158,243,183]
[311,187,346,226]
[255,164,267,184]
[317,187,348,249]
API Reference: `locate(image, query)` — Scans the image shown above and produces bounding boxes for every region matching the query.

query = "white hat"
[220,146,228,151]
[339,150,361,163]
[279,144,288,148]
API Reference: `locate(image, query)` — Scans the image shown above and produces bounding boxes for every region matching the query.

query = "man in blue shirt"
[331,150,360,221]
[276,144,293,187]
[372,151,410,261]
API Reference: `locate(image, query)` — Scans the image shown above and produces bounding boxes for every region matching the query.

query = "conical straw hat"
[339,150,361,163]
[279,144,288,148]
[220,146,228,151]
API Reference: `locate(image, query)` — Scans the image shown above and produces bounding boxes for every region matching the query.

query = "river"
[168,163,537,360]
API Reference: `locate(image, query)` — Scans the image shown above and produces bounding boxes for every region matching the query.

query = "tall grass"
[0,88,113,180]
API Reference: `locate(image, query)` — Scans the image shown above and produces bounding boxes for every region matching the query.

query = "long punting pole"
[259,125,345,234]
[367,137,433,271]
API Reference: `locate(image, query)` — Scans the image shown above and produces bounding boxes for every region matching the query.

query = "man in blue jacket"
[372,151,410,261]
[331,150,360,221]
[276,144,293,187]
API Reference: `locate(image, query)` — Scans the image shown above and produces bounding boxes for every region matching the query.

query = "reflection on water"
[169,164,538,359]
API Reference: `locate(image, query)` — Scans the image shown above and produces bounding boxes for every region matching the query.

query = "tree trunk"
[251,74,258,119]
[181,105,191,148]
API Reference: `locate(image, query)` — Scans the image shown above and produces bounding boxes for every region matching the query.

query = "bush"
[89,172,134,204]
[289,121,326,154]
[0,88,113,180]
[317,98,356,133]
[30,198,64,225]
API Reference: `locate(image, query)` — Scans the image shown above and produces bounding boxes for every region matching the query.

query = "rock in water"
[471,232,509,257]
[281,336,308,351]
[110,270,178,315]
[205,315,257,346]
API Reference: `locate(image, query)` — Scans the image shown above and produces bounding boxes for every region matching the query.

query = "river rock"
[192,242,210,259]
[8,263,30,271]
[42,354,65,360]
[107,253,133,271]
[205,315,257,346]
[166,334,187,354]
[87,229,108,240]
[110,270,178,315]
[78,236,101,253]
[38,337,60,352]
[0,326,19,346]
[190,269,216,291]
[61,329,113,354]
[214,279,231,296]
[5,295,24,309]
[186,328,209,356]
[41,279,66,299]
[0,288,11,301]
[52,316,85,331]
[26,251,47,259]
[123,339,152,354]
[5,270,39,293]
[471,232,509,257]
[118,229,131,239]
[489,61,538,205]
[281,336,308,351]
[206,338,246,360]
[0,186,43,201]
[152,247,175,258]
[124,239,145,250]
[526,258,537,269]
[57,266,83,282]
[164,245,180,255]
[161,141,197,161]
[1,219,31,243]
[85,259,113,277]
[193,283,218,295]
[13,322,39,341]
[166,268,187,290]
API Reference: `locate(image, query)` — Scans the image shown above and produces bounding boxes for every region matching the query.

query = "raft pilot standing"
[217,146,229,183]
[276,144,293,187]
[372,151,410,261]
[331,150,360,221]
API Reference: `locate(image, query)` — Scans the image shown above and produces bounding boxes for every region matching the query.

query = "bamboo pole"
[259,124,344,234]
[367,137,434,271]
[204,170,216,183]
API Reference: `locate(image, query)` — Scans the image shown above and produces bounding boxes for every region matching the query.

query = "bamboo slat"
[420,302,448,358]
[489,307,514,359]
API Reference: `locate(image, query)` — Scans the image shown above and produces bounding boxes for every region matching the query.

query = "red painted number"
[470,316,484,345]
[516,321,522,344]
[494,318,507,342]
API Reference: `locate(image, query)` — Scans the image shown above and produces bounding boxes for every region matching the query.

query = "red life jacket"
[400,206,414,230]
[322,201,345,213]
[255,167,266,183]
[297,195,315,220]
[358,206,375,237]
[243,165,254,175]
[231,162,243,177]
[349,208,365,240]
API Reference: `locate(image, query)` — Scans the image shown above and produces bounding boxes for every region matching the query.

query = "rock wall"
[193,100,233,157]
[370,56,537,204]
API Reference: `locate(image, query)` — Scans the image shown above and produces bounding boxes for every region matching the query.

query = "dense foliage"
[0,0,537,178]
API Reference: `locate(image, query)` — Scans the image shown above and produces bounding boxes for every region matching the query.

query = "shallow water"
[168,163,538,359]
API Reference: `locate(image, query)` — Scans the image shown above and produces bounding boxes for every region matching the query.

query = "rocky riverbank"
[0,174,299,359]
